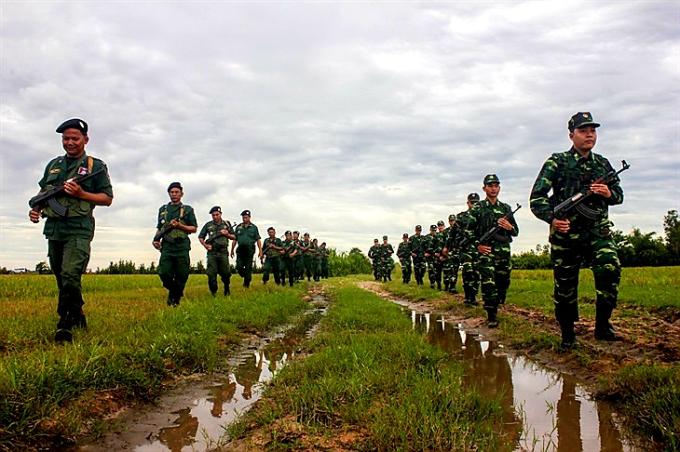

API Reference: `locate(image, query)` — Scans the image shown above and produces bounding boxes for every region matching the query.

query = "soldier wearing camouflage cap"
[423,225,440,289]
[456,193,481,305]
[378,235,394,282]
[396,233,412,284]
[530,112,624,348]
[442,213,463,293]
[409,225,427,285]
[368,238,381,281]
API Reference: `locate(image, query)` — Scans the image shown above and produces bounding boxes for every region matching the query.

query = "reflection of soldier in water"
[157,407,199,452]
[207,377,237,418]
[557,377,583,452]
[597,401,624,452]
[234,350,264,399]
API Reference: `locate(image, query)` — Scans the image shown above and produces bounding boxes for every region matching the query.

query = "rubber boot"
[559,320,577,349]
[486,308,499,328]
[595,303,621,341]
[463,288,478,306]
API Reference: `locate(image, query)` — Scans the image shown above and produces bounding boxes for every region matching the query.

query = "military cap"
[240,209,251,216]
[167,182,182,192]
[293,230,299,234]
[448,214,456,221]
[403,233,409,238]
[383,235,388,240]
[437,220,444,226]
[374,238,379,242]
[415,225,422,231]
[483,174,500,185]
[209,206,221,214]
[430,224,437,230]
[467,193,480,203]
[56,118,88,135]
[285,230,292,235]
[321,242,326,245]
[568,112,600,132]
[267,227,275,232]
[304,232,310,237]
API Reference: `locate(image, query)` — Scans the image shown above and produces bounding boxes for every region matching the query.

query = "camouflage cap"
[209,206,221,214]
[448,214,456,221]
[467,193,480,203]
[483,174,500,185]
[415,225,422,231]
[403,233,409,238]
[56,118,88,135]
[374,238,379,242]
[430,225,437,230]
[437,220,444,226]
[568,112,600,132]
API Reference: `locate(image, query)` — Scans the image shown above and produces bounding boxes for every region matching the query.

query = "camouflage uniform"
[396,237,412,283]
[457,209,480,303]
[530,144,623,341]
[408,229,427,285]
[423,228,439,289]
[442,218,462,293]
[378,239,394,281]
[368,242,381,280]
[465,196,519,322]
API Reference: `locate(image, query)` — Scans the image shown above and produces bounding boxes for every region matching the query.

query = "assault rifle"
[28,168,105,217]
[204,221,235,244]
[553,160,630,221]
[459,204,521,248]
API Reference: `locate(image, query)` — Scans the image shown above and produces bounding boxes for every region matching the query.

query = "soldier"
[379,235,394,282]
[230,210,263,288]
[442,214,462,293]
[262,227,284,285]
[457,193,481,305]
[397,233,412,284]
[298,233,316,281]
[292,231,303,281]
[29,119,113,342]
[198,206,235,296]
[409,225,427,285]
[153,182,198,307]
[464,174,519,327]
[312,238,322,281]
[281,230,298,287]
[433,221,448,291]
[319,242,330,279]
[424,224,439,289]
[530,112,624,348]
[368,239,381,281]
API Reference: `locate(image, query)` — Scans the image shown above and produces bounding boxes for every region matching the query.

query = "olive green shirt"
[198,220,232,253]
[156,203,197,255]
[234,222,261,246]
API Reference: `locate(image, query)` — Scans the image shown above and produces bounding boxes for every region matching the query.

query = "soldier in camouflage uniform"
[281,230,298,287]
[262,227,284,285]
[198,206,235,296]
[409,225,427,285]
[530,112,624,347]
[433,221,448,290]
[379,235,394,282]
[368,239,381,281]
[465,175,519,327]
[397,233,412,284]
[458,193,481,304]
[154,182,198,307]
[442,214,462,294]
[29,119,114,342]
[424,224,439,289]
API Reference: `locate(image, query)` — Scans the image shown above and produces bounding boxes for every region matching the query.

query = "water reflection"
[408,310,632,452]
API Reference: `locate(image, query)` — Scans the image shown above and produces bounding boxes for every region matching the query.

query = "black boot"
[437,281,442,291]
[486,309,499,328]
[463,289,478,306]
[595,304,621,341]
[559,320,577,349]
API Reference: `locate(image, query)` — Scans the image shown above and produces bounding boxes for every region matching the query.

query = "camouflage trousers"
[427,259,442,286]
[442,254,460,289]
[399,258,412,283]
[371,260,380,280]
[460,251,480,296]
[413,257,427,284]
[379,258,393,280]
[550,230,621,324]
[478,246,512,313]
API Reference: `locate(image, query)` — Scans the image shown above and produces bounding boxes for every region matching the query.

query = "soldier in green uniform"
[297,233,316,281]
[397,233,412,284]
[457,193,481,305]
[442,214,462,293]
[262,227,284,285]
[198,206,235,296]
[292,231,303,281]
[230,210,263,288]
[319,242,330,279]
[433,221,448,290]
[368,239,381,280]
[153,182,198,307]
[409,225,427,285]
[29,119,113,342]
[312,238,323,281]
[281,230,298,286]
[530,112,624,347]
[424,224,439,289]
[464,175,519,327]
[379,235,394,282]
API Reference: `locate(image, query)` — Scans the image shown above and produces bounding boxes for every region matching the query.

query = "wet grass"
[0,274,310,449]
[227,279,512,451]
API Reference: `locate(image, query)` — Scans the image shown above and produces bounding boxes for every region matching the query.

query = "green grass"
[228,281,513,451]
[0,274,310,448]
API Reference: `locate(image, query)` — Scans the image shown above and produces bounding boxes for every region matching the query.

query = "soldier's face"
[168,188,183,203]
[483,183,500,199]
[403,237,408,242]
[383,239,388,244]
[438,226,445,233]
[269,230,275,238]
[286,233,292,239]
[570,126,597,153]
[62,129,88,158]
[212,211,222,222]
[242,214,251,224]
[449,220,455,227]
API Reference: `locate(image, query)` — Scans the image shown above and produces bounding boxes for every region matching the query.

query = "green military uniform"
[433,224,447,290]
[299,236,316,281]
[293,233,304,281]
[379,237,394,282]
[465,177,519,325]
[262,235,284,285]
[409,228,427,285]
[157,202,197,305]
[424,227,440,289]
[368,241,381,280]
[319,244,330,278]
[198,217,233,296]
[397,235,412,284]
[312,240,323,281]
[234,221,261,288]
[281,234,298,286]
[38,150,113,338]
[530,112,624,345]
[442,215,463,293]
[457,206,480,304]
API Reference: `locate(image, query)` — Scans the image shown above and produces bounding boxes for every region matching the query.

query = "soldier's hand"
[590,183,611,198]
[153,240,162,250]
[204,244,212,251]
[478,244,492,255]
[552,218,571,233]
[63,179,84,198]
[498,217,513,230]
[169,219,179,228]
[29,209,41,223]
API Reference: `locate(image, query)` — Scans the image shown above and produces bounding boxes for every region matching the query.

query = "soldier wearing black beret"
[230,210,262,288]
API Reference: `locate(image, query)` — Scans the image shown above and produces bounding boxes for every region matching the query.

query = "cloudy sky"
[1,1,678,271]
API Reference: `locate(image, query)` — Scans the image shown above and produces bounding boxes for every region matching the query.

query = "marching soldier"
[319,242,330,279]
[379,235,394,282]
[397,233,412,284]
[281,230,298,287]
[262,227,284,285]
[230,210,263,288]
[409,225,427,285]
[299,233,316,281]
[442,214,462,293]
[198,206,235,296]
[530,112,624,348]
[368,239,381,281]
[458,193,481,305]
[424,224,439,289]
[292,231,303,281]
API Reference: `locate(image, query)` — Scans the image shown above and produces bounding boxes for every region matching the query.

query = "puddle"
[78,298,327,451]
[408,310,635,452]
